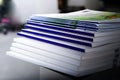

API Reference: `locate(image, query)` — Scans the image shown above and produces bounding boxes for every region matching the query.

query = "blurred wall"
[84,0,103,10]
[68,0,85,6]
[68,0,103,10]
[12,0,59,23]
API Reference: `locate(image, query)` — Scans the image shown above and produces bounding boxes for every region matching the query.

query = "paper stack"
[7,9,120,77]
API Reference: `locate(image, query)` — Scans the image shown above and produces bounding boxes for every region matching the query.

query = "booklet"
[26,21,120,37]
[30,9,120,29]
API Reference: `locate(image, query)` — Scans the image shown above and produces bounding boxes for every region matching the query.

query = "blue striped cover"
[27,21,98,32]
[21,29,92,47]
[28,20,99,31]
[28,19,120,32]
[24,25,93,42]
[17,32,85,52]
[27,20,95,37]
[30,16,98,26]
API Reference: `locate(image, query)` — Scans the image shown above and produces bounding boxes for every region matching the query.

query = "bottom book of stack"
[7,37,120,77]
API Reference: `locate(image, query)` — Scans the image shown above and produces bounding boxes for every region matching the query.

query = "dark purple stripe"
[17,33,85,52]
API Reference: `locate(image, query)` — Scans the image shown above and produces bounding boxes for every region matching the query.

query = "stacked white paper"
[7,9,120,77]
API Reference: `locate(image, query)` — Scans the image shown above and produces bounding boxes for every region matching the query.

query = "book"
[6,51,78,76]
[9,46,113,70]
[26,20,120,37]
[23,24,120,43]
[13,37,120,59]
[29,9,120,31]
[8,39,114,75]
[11,42,80,66]
[6,50,113,77]
[11,42,114,66]
[28,19,120,32]
[17,31,120,48]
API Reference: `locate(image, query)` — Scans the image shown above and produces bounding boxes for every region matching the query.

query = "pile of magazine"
[7,9,120,77]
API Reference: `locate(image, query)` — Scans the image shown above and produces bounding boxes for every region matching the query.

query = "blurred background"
[0,0,120,34]
[0,0,120,80]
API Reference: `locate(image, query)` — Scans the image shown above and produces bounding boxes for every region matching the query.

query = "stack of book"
[7,9,120,77]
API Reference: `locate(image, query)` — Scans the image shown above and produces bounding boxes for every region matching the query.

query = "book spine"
[31,16,76,27]
[17,32,85,52]
[21,29,92,47]
[14,38,82,60]
[10,47,79,71]
[30,20,120,32]
[76,26,98,31]
[77,21,98,28]
[31,16,99,26]
[24,25,93,42]
[28,20,99,32]
[27,21,95,37]
[7,51,78,76]
[30,16,100,29]
[29,20,75,29]
[11,42,80,66]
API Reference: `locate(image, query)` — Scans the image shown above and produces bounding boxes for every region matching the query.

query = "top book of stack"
[28,9,120,32]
